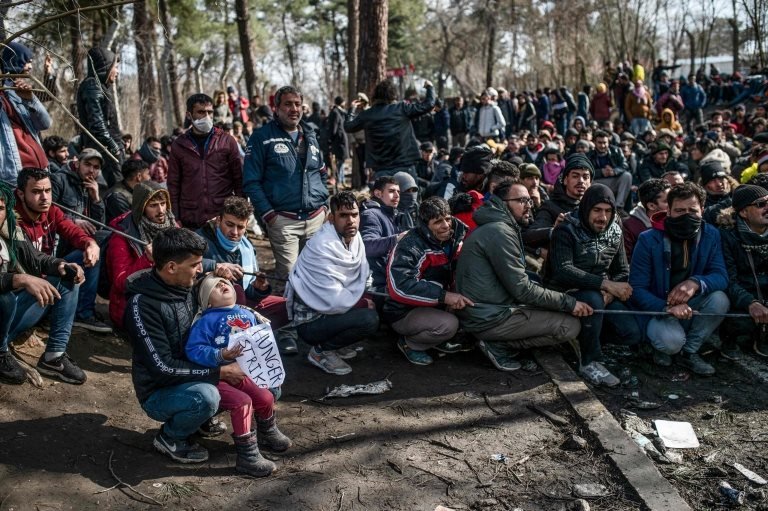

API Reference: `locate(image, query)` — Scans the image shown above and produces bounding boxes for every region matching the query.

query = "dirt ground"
[594,344,768,511]
[2,238,766,511]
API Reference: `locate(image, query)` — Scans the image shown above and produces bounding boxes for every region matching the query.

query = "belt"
[277,207,326,221]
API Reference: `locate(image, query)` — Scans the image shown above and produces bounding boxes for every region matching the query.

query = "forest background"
[1,0,766,140]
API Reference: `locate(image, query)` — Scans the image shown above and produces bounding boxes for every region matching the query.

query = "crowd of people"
[3,39,768,476]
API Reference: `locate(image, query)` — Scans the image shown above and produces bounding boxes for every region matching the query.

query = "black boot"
[232,431,275,477]
[257,413,292,452]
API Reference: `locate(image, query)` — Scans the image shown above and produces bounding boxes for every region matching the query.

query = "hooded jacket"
[76,47,122,158]
[124,269,219,404]
[382,217,466,324]
[167,126,243,228]
[656,108,683,134]
[623,204,652,261]
[717,209,768,311]
[359,198,406,290]
[0,42,51,183]
[455,195,576,332]
[544,184,629,292]
[629,211,728,327]
[15,203,92,258]
[589,91,612,121]
[106,183,180,328]
[344,86,435,172]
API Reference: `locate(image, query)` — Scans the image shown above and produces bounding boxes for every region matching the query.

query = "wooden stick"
[95,450,163,506]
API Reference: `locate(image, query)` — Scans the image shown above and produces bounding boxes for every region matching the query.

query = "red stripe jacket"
[382,217,467,324]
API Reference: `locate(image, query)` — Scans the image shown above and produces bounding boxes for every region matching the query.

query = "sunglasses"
[751,198,768,209]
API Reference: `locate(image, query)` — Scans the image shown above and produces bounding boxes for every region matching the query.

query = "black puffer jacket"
[544,212,628,292]
[718,210,768,311]
[344,86,435,172]
[0,232,66,293]
[76,47,122,158]
[382,217,466,324]
[124,269,219,404]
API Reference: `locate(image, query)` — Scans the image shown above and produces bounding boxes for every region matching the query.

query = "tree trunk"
[234,0,257,100]
[0,0,9,40]
[485,1,497,88]
[158,0,183,127]
[132,0,160,137]
[70,15,85,82]
[356,0,388,98]
[347,0,359,101]
[684,28,695,76]
[280,11,299,85]
[729,0,739,73]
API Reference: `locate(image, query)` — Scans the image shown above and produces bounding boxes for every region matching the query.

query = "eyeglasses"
[750,199,768,209]
[505,197,533,206]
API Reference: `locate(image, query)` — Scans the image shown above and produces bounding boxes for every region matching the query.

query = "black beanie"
[699,160,727,185]
[732,185,768,212]
[561,153,595,182]
[460,145,493,175]
[578,183,615,229]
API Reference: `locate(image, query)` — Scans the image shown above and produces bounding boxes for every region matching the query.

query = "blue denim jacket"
[0,85,51,183]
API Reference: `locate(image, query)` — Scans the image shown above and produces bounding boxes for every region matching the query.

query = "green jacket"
[455,195,576,332]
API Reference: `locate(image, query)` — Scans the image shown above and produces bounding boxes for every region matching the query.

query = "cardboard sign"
[227,323,285,388]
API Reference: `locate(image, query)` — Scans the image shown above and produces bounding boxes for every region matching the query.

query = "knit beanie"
[393,171,418,192]
[519,163,542,179]
[732,185,768,212]
[197,274,234,312]
[460,145,493,175]
[561,152,595,181]
[699,160,727,185]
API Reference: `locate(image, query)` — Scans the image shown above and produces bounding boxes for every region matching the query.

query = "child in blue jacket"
[186,275,291,477]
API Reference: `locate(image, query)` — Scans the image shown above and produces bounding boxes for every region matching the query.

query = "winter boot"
[257,413,293,452]
[232,431,275,477]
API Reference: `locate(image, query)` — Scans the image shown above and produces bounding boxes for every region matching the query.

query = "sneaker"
[434,340,463,354]
[73,316,113,334]
[153,431,209,464]
[307,346,352,375]
[720,341,743,361]
[197,415,227,437]
[477,340,521,372]
[335,346,358,360]
[676,352,715,376]
[36,353,87,384]
[277,335,298,355]
[653,350,673,367]
[579,361,620,387]
[397,337,433,366]
[0,351,26,385]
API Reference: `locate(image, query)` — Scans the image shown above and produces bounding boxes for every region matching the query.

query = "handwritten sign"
[227,323,285,388]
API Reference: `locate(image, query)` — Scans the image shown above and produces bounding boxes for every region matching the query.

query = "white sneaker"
[579,361,620,387]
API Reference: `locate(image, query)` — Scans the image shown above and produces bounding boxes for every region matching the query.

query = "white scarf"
[285,222,368,318]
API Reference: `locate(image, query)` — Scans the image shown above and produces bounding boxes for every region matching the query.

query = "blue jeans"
[64,250,100,320]
[646,290,729,355]
[571,290,642,365]
[630,118,651,136]
[141,382,220,441]
[297,308,379,351]
[0,276,78,354]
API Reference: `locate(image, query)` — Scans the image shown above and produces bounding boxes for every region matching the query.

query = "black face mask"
[665,213,702,240]
[399,191,418,211]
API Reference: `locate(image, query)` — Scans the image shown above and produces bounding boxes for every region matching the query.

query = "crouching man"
[455,180,591,371]
[124,228,245,463]
[630,182,729,375]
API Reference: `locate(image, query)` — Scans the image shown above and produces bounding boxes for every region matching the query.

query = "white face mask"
[192,117,213,134]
